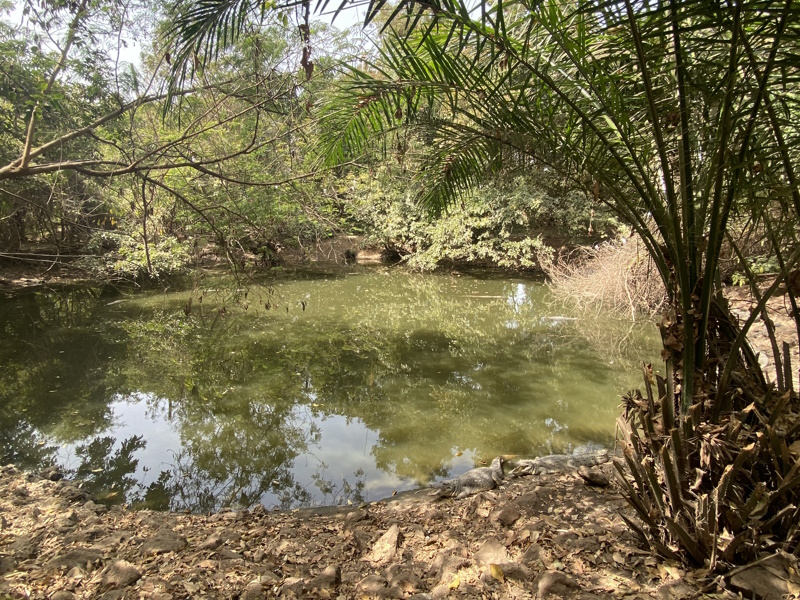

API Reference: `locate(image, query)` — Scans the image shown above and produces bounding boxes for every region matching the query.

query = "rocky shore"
[0,462,724,600]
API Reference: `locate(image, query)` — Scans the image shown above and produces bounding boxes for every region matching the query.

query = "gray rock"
[431,457,505,499]
[141,530,187,555]
[521,542,546,565]
[218,548,244,560]
[434,555,470,583]
[252,549,267,563]
[56,510,79,528]
[356,574,404,599]
[457,582,482,595]
[198,532,223,550]
[577,465,610,487]
[727,553,798,600]
[357,574,387,594]
[93,531,131,552]
[12,484,29,497]
[50,592,76,600]
[342,570,362,584]
[388,571,426,594]
[363,524,402,565]
[59,484,89,503]
[221,529,242,543]
[308,565,341,590]
[10,533,42,560]
[102,560,142,588]
[493,562,533,581]
[241,580,265,600]
[136,514,163,529]
[45,547,103,570]
[344,508,370,526]
[81,516,103,531]
[256,572,281,586]
[0,555,15,574]
[657,580,697,600]
[84,499,105,513]
[278,525,297,538]
[280,576,306,595]
[41,466,64,481]
[553,531,580,546]
[475,538,509,566]
[492,504,522,526]
[535,571,580,598]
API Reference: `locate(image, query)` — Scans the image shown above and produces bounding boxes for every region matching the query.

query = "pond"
[0,266,661,512]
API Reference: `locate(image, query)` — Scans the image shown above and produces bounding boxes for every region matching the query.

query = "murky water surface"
[0,267,660,511]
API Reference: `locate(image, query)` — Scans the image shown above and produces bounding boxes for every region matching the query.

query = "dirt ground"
[1,461,730,600]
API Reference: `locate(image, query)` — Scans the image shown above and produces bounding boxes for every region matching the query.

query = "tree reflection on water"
[0,269,661,511]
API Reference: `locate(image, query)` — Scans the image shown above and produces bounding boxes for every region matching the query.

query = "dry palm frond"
[616,366,800,569]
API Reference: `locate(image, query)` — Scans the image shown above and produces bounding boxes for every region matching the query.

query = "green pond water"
[0,266,661,511]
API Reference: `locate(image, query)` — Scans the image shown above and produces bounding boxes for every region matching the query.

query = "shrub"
[543,236,667,320]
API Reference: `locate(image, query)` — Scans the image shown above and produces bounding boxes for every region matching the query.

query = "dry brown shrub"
[543,236,667,320]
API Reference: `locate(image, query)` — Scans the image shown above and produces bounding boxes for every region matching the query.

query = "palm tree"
[165,0,800,567]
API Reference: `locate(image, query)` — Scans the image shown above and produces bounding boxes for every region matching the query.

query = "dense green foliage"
[341,165,620,269]
[0,0,611,279]
[0,1,354,278]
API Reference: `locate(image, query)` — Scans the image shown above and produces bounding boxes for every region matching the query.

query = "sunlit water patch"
[0,267,660,510]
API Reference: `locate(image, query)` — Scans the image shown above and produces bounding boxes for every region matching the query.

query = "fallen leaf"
[184,582,200,594]
[661,562,685,581]
[788,440,800,457]
[490,564,505,583]
[448,576,460,590]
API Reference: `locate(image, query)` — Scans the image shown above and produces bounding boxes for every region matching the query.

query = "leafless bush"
[543,236,667,320]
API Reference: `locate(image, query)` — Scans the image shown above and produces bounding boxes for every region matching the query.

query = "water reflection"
[0,268,661,511]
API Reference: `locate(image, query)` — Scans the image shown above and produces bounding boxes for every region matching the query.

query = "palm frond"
[164,0,262,100]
